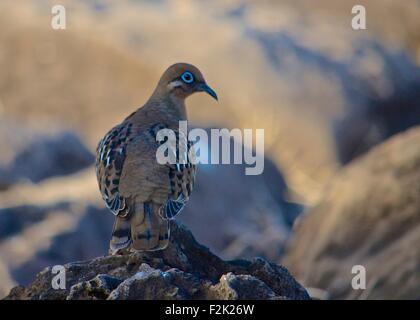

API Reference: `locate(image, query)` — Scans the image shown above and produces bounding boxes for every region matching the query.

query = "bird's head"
[155,63,218,102]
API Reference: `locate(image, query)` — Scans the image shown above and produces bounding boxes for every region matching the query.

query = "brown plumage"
[95,63,217,254]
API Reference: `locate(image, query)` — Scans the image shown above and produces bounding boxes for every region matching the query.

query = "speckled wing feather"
[161,130,197,219]
[97,119,196,221]
[95,121,134,217]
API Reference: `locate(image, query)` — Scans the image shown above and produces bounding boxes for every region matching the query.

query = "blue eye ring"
[181,71,194,84]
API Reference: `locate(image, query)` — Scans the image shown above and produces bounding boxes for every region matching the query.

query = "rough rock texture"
[283,127,420,299]
[5,222,309,300]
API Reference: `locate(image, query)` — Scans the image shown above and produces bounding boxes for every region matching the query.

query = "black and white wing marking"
[148,123,197,220]
[163,131,197,220]
[95,121,134,217]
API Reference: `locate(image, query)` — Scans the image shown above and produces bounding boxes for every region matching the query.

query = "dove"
[95,63,217,254]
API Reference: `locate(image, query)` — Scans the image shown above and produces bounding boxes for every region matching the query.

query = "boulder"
[283,127,420,299]
[5,222,309,300]
[0,122,93,189]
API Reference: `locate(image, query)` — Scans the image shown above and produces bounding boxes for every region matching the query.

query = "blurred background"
[0,0,420,299]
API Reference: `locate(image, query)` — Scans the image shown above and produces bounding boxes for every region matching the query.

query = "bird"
[95,63,218,255]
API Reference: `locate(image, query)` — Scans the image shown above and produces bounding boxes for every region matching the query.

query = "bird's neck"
[147,90,188,121]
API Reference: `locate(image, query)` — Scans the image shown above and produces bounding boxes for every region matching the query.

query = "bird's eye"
[181,71,194,84]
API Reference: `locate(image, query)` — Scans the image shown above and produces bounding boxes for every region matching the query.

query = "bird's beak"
[197,83,218,101]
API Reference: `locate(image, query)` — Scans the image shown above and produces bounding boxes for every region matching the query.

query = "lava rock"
[5,222,309,300]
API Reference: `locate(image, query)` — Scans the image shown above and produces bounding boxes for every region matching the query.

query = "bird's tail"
[109,216,131,255]
[109,201,170,255]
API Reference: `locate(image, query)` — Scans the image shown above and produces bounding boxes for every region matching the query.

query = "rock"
[180,156,301,262]
[0,151,298,296]
[5,222,309,300]
[2,1,420,204]
[2,1,418,300]
[68,274,123,300]
[106,264,203,300]
[8,132,94,183]
[0,122,94,189]
[210,273,278,300]
[0,160,297,294]
[10,205,114,287]
[283,127,420,299]
[0,204,64,240]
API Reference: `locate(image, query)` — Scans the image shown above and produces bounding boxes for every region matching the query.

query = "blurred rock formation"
[283,127,420,299]
[0,121,93,190]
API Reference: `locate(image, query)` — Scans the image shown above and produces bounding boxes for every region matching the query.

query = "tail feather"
[131,202,170,251]
[109,217,131,255]
[109,201,170,255]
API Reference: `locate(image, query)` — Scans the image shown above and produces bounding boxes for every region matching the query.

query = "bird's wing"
[161,129,197,219]
[95,121,135,217]
[97,120,196,219]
